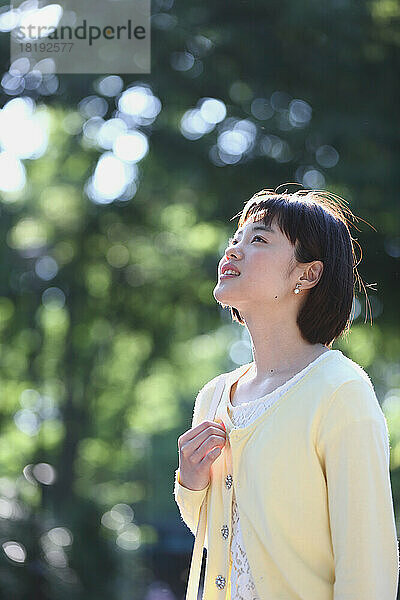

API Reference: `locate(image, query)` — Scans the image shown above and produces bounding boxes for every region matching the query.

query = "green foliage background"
[0,0,399,598]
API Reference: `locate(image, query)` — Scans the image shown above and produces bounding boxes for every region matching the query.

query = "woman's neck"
[248,343,330,386]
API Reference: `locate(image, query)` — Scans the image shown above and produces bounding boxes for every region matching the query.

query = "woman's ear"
[300,260,324,290]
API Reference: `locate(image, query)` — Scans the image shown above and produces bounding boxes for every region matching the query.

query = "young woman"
[174,188,399,600]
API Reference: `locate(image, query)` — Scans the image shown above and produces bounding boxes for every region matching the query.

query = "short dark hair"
[226,188,373,348]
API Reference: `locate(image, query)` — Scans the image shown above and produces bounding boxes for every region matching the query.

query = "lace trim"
[228,350,335,411]
[230,486,260,600]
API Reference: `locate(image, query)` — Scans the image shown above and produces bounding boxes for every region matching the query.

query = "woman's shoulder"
[317,351,378,407]
[328,349,374,389]
[317,350,385,430]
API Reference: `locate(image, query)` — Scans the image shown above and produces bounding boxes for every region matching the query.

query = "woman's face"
[213,217,301,316]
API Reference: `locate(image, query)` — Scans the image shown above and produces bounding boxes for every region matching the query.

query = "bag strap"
[185,373,227,600]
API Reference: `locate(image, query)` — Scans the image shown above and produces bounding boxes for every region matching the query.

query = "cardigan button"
[225,474,233,489]
[221,524,229,539]
[215,575,226,589]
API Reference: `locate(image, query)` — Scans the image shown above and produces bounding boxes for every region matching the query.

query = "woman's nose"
[225,243,241,259]
[226,250,241,264]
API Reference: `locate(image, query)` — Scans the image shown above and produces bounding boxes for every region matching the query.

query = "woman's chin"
[213,285,238,304]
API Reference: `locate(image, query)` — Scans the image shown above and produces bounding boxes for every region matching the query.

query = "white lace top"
[227,350,336,600]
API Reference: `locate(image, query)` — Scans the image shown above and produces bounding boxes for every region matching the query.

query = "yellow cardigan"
[174,350,399,599]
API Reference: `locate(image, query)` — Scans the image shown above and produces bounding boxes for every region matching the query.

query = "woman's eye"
[227,235,266,246]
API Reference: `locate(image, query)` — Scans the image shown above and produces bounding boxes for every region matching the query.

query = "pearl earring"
[294,283,301,294]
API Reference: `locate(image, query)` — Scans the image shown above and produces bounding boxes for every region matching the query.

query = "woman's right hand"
[177,420,227,491]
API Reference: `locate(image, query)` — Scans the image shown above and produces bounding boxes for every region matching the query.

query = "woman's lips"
[219,273,240,279]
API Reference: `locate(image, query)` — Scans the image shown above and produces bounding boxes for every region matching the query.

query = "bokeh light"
[0,151,26,192]
[86,152,137,204]
[95,75,124,97]
[113,130,149,163]
[2,541,26,563]
[0,97,49,159]
[117,85,161,125]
